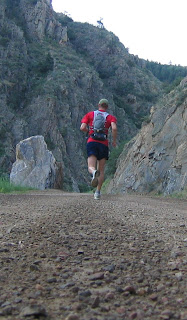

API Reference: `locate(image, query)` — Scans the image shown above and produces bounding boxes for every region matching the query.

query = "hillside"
[0,0,186,192]
[107,77,187,195]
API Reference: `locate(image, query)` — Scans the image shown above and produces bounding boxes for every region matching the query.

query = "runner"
[80,99,117,199]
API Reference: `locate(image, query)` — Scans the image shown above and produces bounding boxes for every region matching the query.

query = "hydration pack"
[91,110,109,141]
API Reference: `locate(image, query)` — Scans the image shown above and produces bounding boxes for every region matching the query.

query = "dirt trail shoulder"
[0,191,186,320]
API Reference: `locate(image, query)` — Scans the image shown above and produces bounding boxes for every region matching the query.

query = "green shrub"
[113,95,135,118]
[59,127,67,138]
[0,177,34,193]
[0,37,10,47]
[163,77,183,93]
[115,81,135,96]
[78,183,91,193]
[176,91,187,107]
[0,25,12,38]
[105,140,128,177]
[29,0,38,5]
[141,114,151,124]
[101,178,111,193]
[37,53,54,74]
[0,143,5,156]
[0,125,6,138]
[45,134,56,150]
[126,59,136,68]
[169,188,187,199]
[56,13,73,27]
[97,62,117,79]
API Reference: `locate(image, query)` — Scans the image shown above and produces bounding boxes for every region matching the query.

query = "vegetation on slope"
[145,60,187,93]
[0,177,34,193]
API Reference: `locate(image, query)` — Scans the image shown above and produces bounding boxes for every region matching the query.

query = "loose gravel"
[0,190,186,320]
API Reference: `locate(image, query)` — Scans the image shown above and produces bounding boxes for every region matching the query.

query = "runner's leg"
[88,155,97,174]
[96,158,106,191]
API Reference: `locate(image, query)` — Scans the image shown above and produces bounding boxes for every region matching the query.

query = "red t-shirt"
[81,110,117,146]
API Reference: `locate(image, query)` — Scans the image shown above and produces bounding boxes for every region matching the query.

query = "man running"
[80,99,117,199]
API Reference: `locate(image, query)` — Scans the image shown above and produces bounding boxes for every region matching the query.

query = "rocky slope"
[107,77,187,195]
[0,0,164,191]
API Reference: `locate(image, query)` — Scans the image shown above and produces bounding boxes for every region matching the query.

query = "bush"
[101,178,111,193]
[0,177,34,193]
[126,59,136,68]
[163,77,183,93]
[78,183,91,193]
[45,133,56,150]
[0,37,10,47]
[169,187,187,199]
[0,145,5,157]
[113,95,136,120]
[115,81,135,96]
[0,25,12,38]
[29,0,38,5]
[37,53,54,74]
[176,90,187,107]
[56,13,73,27]
[105,140,128,177]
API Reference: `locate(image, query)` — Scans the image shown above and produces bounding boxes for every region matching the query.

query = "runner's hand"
[112,141,117,147]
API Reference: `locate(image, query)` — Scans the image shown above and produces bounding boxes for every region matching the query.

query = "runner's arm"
[80,123,89,133]
[111,122,117,147]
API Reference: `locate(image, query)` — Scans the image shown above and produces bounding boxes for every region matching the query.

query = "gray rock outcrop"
[19,0,67,42]
[108,79,187,195]
[10,135,63,190]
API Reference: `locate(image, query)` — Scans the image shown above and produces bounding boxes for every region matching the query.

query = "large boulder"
[10,135,63,190]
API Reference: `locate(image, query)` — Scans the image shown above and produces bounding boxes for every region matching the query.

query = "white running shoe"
[94,191,101,200]
[91,170,100,188]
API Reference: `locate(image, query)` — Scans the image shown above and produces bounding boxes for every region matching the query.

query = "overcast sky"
[52,0,187,67]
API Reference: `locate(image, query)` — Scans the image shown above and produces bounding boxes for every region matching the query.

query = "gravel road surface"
[0,191,186,320]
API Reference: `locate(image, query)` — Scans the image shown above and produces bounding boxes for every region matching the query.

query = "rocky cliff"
[107,77,187,195]
[0,0,183,192]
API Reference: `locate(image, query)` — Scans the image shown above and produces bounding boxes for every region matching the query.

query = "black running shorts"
[87,142,109,160]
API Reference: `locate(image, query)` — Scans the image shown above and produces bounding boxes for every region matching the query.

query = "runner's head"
[98,99,108,110]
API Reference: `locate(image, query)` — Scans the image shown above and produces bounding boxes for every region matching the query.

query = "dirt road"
[0,191,186,320]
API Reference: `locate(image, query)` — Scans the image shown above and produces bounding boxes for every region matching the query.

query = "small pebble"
[104,292,115,301]
[124,285,136,294]
[149,293,158,301]
[30,264,39,271]
[47,278,57,283]
[129,311,137,319]
[175,272,183,281]
[103,264,115,273]
[91,296,100,308]
[116,307,126,314]
[160,309,173,319]
[89,272,104,281]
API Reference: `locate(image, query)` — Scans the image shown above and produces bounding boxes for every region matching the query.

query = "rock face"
[108,79,187,195]
[19,0,67,41]
[10,136,63,190]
